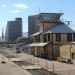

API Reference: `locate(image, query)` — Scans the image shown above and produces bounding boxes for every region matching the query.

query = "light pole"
[1,28,6,64]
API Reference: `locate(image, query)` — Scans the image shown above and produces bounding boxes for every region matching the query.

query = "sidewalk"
[0,54,32,75]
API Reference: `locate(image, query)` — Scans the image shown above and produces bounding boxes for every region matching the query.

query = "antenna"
[65,21,72,25]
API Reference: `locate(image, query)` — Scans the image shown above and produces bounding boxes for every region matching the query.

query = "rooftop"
[44,24,75,33]
[29,42,49,46]
[39,13,63,15]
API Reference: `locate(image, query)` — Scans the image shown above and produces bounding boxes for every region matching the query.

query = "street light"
[1,28,6,64]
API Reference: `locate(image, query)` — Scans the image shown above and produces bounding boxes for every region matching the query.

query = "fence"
[1,48,75,75]
[19,53,75,75]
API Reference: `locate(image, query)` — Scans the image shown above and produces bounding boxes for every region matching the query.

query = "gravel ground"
[6,55,16,58]
[13,60,57,75]
[13,61,33,66]
[28,69,57,75]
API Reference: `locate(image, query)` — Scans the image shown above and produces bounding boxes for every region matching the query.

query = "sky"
[0,0,75,36]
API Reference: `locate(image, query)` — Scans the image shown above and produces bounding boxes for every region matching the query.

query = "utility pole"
[65,21,72,25]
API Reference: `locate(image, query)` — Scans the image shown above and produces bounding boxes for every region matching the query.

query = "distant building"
[23,32,28,37]
[28,15,40,36]
[5,18,22,41]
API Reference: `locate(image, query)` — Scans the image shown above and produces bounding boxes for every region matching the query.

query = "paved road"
[1,48,75,75]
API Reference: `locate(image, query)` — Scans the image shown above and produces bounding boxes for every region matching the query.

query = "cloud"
[2,4,7,7]
[11,3,30,13]
[11,10,21,13]
[13,3,30,10]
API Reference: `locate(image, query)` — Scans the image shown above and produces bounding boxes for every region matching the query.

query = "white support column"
[35,47,37,56]
[72,33,73,42]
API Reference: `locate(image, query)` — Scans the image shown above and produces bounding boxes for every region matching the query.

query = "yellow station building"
[29,13,75,62]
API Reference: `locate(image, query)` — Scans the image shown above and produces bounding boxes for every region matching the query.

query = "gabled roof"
[44,24,75,33]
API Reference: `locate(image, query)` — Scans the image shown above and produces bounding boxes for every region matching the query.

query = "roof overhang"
[29,42,49,46]
[30,32,42,37]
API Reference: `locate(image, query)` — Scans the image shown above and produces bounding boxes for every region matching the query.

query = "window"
[72,53,75,59]
[35,35,40,42]
[40,35,43,42]
[73,33,75,41]
[38,14,60,21]
[67,33,72,42]
[44,34,47,42]
[56,33,61,42]
[44,33,50,42]
[48,33,50,41]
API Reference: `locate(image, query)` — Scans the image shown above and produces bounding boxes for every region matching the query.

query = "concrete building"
[29,13,75,61]
[28,15,40,36]
[5,18,22,41]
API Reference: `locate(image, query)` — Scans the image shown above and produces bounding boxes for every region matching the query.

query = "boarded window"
[67,33,72,42]
[73,33,75,41]
[56,33,61,42]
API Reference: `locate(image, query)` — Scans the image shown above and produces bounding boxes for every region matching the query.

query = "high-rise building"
[5,18,22,41]
[28,15,40,36]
